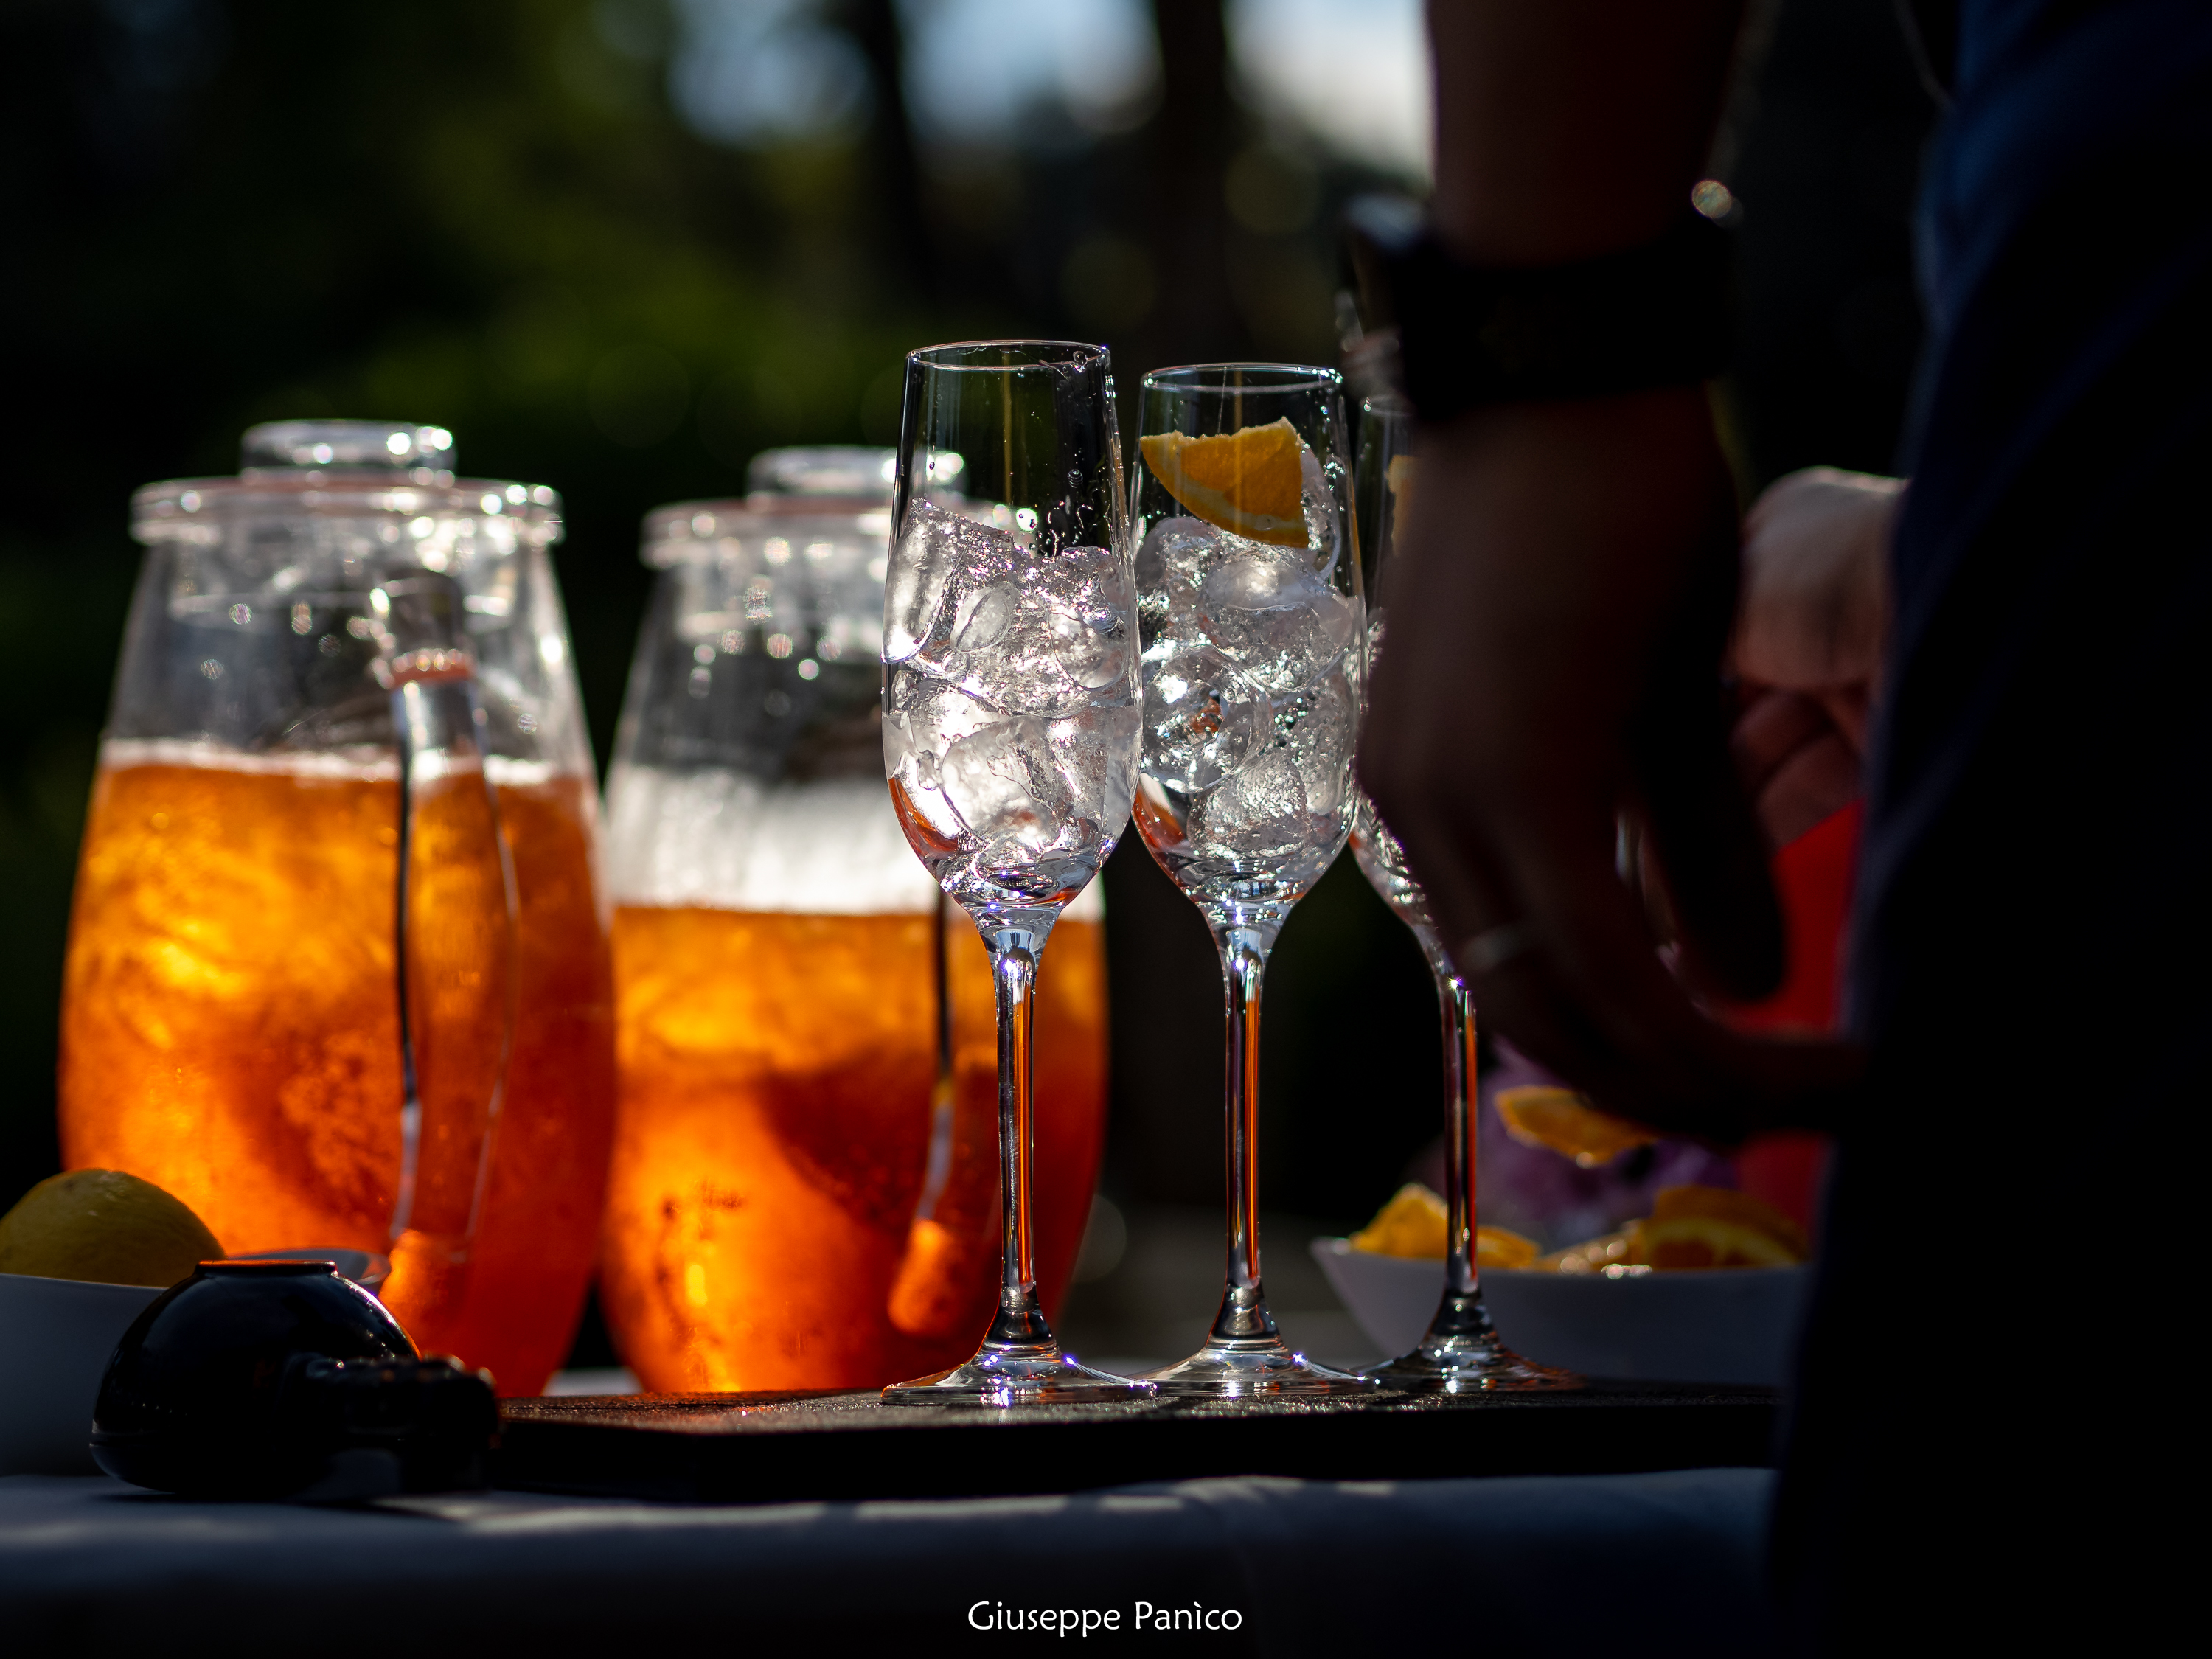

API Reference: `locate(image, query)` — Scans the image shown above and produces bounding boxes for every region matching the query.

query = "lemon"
[0,1169,224,1287]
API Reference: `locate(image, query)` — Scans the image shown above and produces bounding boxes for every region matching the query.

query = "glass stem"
[1438,959,1478,1300]
[1418,925,1488,1336]
[984,925,1052,1352]
[1211,922,1281,1345]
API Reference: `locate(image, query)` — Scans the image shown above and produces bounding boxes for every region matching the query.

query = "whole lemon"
[0,1169,224,1287]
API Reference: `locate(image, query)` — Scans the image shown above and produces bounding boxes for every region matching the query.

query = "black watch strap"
[1348,205,1734,420]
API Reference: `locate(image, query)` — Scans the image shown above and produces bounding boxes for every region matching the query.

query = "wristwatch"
[1344,200,1734,420]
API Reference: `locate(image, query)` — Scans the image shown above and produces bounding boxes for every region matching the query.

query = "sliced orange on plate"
[1477,1225,1540,1270]
[1138,417,1309,546]
[1495,1085,1659,1168]
[1350,1182,1446,1258]
[1347,1182,1537,1267]
[1642,1184,1808,1269]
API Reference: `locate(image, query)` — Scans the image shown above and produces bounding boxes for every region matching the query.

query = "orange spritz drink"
[600,903,1105,1392]
[60,745,616,1395]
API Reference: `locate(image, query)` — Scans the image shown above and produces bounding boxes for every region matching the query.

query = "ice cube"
[958,545,1133,715]
[1197,543,1358,692]
[888,673,998,768]
[886,501,1020,669]
[1298,446,1341,565]
[952,580,1018,652]
[1194,745,1307,858]
[940,716,1071,856]
[1135,517,1223,651]
[886,672,1002,846]
[1141,642,1270,794]
[1046,700,1140,838]
[1135,516,1220,590]
[1278,665,1355,820]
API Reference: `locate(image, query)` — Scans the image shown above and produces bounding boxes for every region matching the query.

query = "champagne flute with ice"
[880,341,1152,1405]
[1349,394,1578,1393]
[1131,364,1373,1397]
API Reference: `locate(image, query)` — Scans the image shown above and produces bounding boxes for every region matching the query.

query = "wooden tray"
[493,1382,1778,1503]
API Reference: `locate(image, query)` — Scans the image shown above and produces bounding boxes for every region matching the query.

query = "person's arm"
[1358,1,1862,1138]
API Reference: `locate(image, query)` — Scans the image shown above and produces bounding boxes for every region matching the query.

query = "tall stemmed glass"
[880,341,1152,1405]
[1131,364,1373,1397]
[1349,394,1578,1393]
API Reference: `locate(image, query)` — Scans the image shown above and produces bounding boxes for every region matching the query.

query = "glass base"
[1144,1337,1377,1399]
[1361,1290,1583,1394]
[882,1346,1156,1406]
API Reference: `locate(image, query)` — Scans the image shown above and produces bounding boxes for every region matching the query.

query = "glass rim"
[908,338,1110,372]
[1140,362,1343,394]
[130,475,563,537]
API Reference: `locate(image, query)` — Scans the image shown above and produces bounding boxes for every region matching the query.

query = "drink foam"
[97,737,571,788]
[602,762,1103,920]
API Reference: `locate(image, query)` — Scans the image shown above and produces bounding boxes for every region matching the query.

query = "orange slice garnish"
[1139,418,1308,546]
[1495,1086,1659,1168]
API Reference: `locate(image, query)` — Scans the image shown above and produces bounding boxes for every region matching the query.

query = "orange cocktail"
[60,747,616,1395]
[599,907,1107,1392]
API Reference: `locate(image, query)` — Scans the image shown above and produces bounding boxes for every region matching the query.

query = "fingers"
[1732,689,1863,847]
[1443,792,1860,1140]
[1357,397,1864,1138]
[1755,732,1860,847]
[1733,466,1902,692]
[1731,688,1829,796]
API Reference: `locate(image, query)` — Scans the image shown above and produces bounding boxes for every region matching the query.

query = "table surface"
[0,1465,1778,1656]
[496,1380,1781,1502]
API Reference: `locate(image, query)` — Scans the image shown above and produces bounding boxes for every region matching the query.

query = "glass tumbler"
[597,448,1110,1393]
[59,420,616,1396]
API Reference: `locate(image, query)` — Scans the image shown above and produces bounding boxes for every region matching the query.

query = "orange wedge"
[1350,1182,1447,1258]
[1476,1225,1540,1270]
[1347,1182,1537,1267]
[1139,417,1309,546]
[1495,1086,1659,1168]
[1643,1184,1808,1269]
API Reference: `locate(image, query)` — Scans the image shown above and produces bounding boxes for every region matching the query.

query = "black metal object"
[495,1382,1778,1504]
[90,1259,495,1500]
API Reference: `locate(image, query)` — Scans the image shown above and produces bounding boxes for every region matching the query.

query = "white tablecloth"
[0,1467,1774,1654]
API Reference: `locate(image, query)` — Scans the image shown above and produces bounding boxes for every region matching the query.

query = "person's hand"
[1729,467,1901,848]
[1358,394,1863,1140]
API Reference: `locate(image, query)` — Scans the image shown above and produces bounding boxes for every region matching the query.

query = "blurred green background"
[0,0,1933,1284]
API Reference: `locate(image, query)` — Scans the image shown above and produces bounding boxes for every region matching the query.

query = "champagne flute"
[880,340,1152,1405]
[1349,394,1578,1393]
[1130,364,1373,1397]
